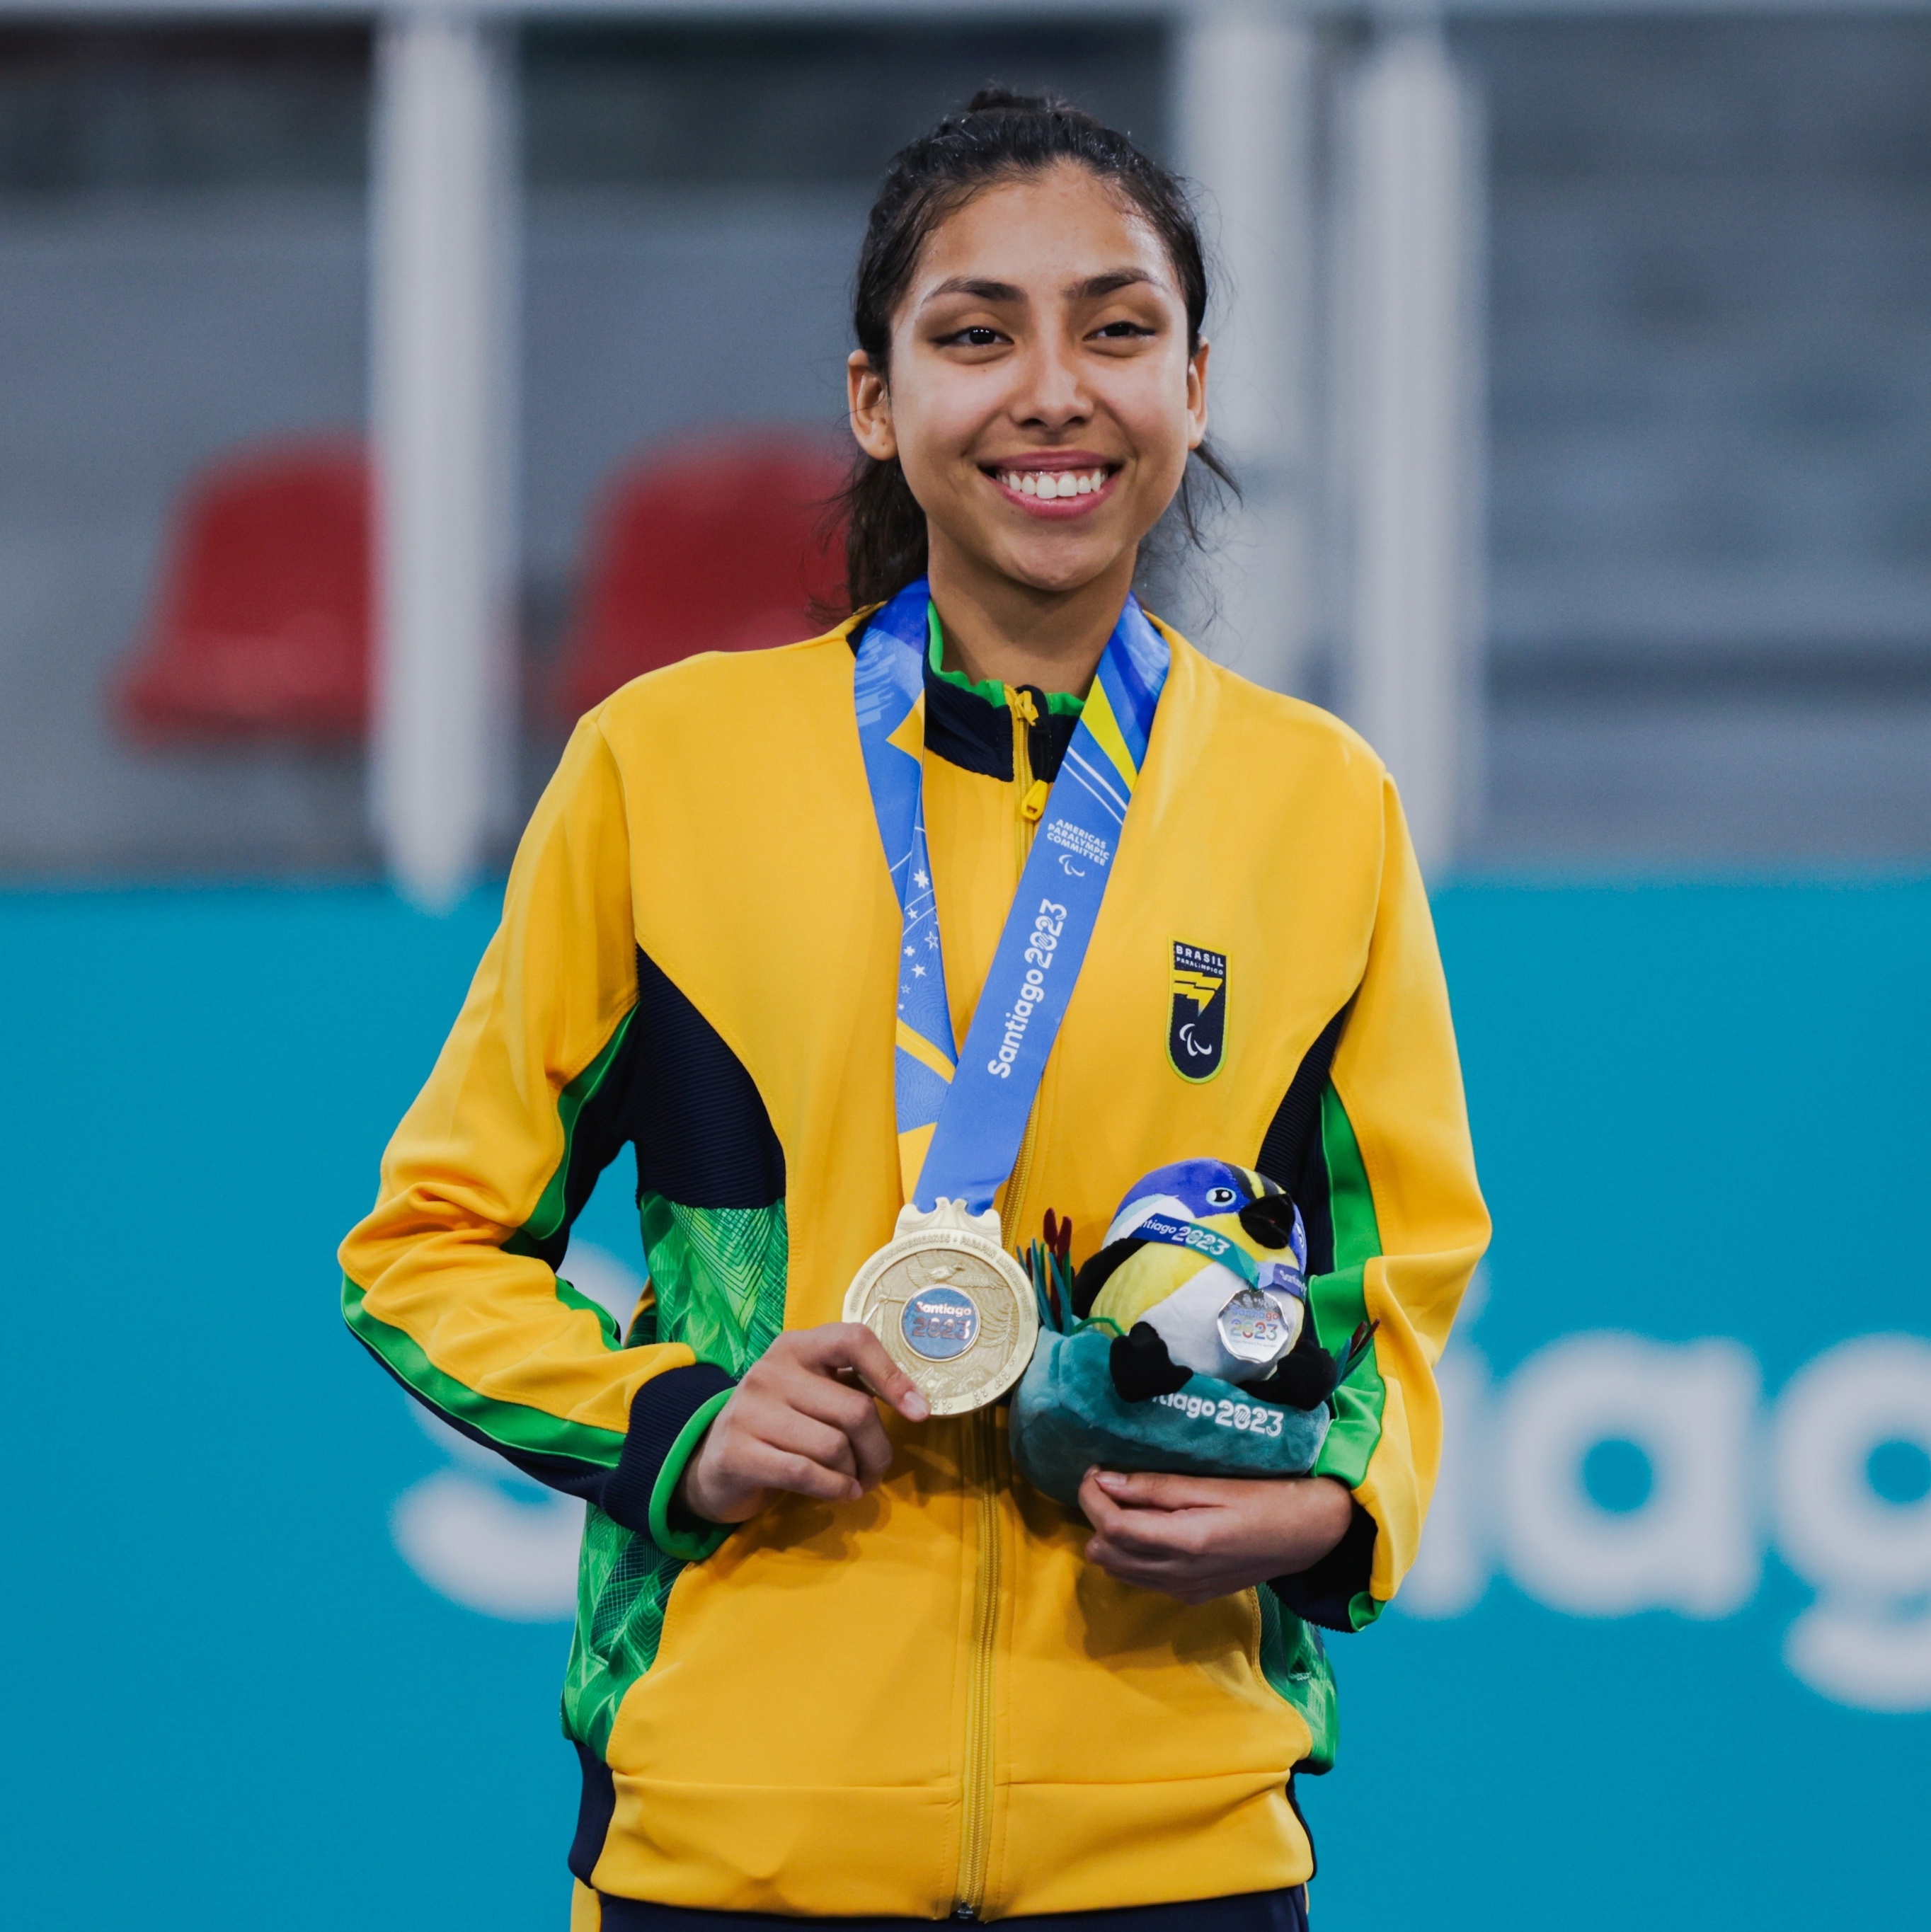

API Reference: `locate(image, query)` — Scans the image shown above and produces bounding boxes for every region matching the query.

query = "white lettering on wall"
[1496,1333,1760,1619]
[1402,1322,1931,1712]
[1773,1335,1931,1713]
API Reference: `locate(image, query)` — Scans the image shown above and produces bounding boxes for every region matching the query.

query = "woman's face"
[849,163,1209,601]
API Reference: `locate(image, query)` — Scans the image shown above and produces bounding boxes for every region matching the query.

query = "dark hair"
[840,86,1237,612]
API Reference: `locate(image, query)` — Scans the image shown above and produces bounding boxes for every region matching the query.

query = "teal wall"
[3,880,1926,1927]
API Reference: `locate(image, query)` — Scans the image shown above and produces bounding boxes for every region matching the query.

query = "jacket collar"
[843,607,1079,783]
[922,654,1075,783]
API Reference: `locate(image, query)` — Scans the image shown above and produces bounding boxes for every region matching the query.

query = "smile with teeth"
[995,466,1113,500]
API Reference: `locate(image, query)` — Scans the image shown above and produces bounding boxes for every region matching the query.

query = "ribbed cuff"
[598,1362,737,1542]
[1268,1500,1382,1632]
[648,1391,736,1562]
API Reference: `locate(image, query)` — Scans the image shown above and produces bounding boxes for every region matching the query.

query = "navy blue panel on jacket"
[1254,1000,1373,1630]
[629,944,786,1209]
[593,1886,1310,1931]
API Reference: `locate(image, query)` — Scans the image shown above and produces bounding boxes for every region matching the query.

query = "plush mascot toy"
[1009,1160,1352,1509]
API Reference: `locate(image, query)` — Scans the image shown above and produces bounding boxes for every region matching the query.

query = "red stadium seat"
[556,433,848,718]
[118,439,370,742]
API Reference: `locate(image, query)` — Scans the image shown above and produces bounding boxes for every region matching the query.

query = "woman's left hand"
[1077,1467,1356,1606]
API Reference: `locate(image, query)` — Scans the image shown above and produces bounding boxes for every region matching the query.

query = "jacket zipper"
[953,1407,1002,1920]
[953,686,1048,1921]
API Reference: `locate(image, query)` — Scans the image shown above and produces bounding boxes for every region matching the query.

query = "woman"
[343,89,1486,1931]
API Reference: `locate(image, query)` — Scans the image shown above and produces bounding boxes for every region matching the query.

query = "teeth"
[999,468,1108,499]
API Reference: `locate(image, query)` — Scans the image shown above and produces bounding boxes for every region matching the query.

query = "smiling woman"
[340,84,1486,1932]
[848,172,1200,688]
[840,88,1234,700]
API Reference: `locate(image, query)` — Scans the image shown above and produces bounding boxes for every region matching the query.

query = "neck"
[924,535,1136,698]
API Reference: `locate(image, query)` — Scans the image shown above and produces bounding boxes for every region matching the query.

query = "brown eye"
[949,326,1002,348]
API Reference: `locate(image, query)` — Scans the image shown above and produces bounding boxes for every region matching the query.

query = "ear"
[1185,338,1210,452]
[848,350,898,462]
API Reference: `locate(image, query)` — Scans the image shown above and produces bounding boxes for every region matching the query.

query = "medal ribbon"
[1130,1214,1264,1290]
[854,576,1167,1214]
[1128,1213,1307,1294]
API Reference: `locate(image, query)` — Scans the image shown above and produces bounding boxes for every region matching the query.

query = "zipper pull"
[1021,778,1049,822]
[1010,688,1039,726]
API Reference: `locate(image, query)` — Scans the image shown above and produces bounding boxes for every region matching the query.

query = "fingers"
[1081,1523,1242,1605]
[1080,1482,1208,1563]
[692,1323,930,1519]
[1077,1466,1250,1604]
[754,1403,863,1485]
[803,1323,930,1422]
[685,1402,861,1520]
[847,1406,898,1490]
[767,1323,924,1486]
[1082,1528,1235,1604]
[1091,1561,1231,1609]
[1090,1468,1225,1511]
[677,1427,763,1524]
[1077,1468,1327,1605]
[1078,1471,1147,1547]
[723,1435,866,1505]
[784,1374,898,1491]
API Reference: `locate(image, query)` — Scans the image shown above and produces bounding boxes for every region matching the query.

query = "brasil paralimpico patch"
[1168,941,1227,1081]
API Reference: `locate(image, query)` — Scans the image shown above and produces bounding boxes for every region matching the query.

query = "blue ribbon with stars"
[853,576,1167,1216]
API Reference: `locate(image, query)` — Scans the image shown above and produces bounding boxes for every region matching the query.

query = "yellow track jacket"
[340,611,1489,1921]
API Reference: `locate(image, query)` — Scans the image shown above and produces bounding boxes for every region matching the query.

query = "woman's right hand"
[677,1323,930,1524]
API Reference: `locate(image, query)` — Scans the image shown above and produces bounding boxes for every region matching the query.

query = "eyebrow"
[924,276,1024,304]
[1070,270,1157,300]
[921,268,1160,307]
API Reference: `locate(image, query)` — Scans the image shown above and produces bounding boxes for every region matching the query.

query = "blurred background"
[2,3,1927,1928]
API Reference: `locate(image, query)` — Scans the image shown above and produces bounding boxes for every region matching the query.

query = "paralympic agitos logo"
[1168,941,1227,1081]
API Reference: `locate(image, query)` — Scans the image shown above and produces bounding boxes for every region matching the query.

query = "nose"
[1010,331,1091,432]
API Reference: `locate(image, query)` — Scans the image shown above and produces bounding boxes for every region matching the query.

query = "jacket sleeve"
[1272,771,1489,1631]
[340,714,735,1545]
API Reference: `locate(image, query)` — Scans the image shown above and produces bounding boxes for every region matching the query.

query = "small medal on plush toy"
[1218,1287,1297,1364]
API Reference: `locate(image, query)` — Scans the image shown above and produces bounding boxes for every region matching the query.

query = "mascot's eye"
[1206,1186,1236,1207]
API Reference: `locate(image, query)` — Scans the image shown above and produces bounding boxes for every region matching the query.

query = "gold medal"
[843,1199,1040,1416]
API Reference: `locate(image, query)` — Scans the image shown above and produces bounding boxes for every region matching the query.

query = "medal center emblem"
[902,1287,980,1361]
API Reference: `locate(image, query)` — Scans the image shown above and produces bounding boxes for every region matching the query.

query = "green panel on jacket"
[565,1196,789,1755]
